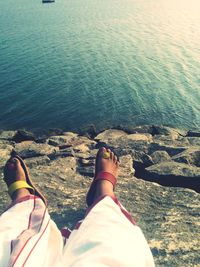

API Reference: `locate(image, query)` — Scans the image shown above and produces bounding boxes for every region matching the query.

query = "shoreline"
[0,123,198,140]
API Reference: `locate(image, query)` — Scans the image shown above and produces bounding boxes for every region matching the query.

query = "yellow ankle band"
[8,181,34,196]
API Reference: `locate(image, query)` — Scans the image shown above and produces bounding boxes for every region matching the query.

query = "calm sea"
[0,0,200,132]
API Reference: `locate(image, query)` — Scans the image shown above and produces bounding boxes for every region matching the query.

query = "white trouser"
[0,195,155,267]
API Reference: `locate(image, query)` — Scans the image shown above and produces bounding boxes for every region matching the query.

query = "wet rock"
[14,141,59,158]
[13,130,35,143]
[187,130,200,137]
[117,125,155,135]
[77,124,97,139]
[151,151,171,164]
[151,125,185,137]
[172,147,200,167]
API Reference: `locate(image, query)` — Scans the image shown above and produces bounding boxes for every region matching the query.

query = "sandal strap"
[95,171,117,188]
[8,181,34,196]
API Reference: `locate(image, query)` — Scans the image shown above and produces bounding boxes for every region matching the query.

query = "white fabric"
[0,196,155,267]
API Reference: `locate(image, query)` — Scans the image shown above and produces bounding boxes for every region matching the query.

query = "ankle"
[94,180,115,199]
[11,188,31,201]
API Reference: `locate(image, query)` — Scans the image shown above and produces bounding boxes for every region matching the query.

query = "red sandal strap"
[95,171,117,188]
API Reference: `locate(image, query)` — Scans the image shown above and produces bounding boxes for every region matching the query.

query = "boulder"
[153,135,190,147]
[118,154,135,177]
[126,133,152,142]
[145,162,200,191]
[131,150,153,166]
[151,125,185,137]
[14,141,59,158]
[172,147,200,167]
[13,130,35,142]
[116,125,155,135]
[94,129,127,142]
[95,130,151,154]
[148,143,187,156]
[151,151,171,164]
[48,133,78,146]
[186,137,200,146]
[0,131,17,140]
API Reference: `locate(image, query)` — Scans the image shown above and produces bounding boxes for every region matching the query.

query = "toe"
[6,158,20,170]
[111,151,115,161]
[114,155,118,163]
[106,149,112,159]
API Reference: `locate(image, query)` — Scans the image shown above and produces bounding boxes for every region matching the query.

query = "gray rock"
[151,151,171,164]
[148,143,187,156]
[186,137,200,146]
[13,130,35,142]
[14,141,59,158]
[118,154,135,177]
[95,129,128,142]
[172,147,200,167]
[131,150,153,166]
[0,131,17,140]
[76,158,95,177]
[151,125,185,137]
[117,125,155,134]
[126,133,152,142]
[48,133,78,146]
[153,135,190,147]
[95,130,151,155]
[24,156,51,168]
[55,148,75,158]
[145,162,200,190]
[0,144,14,169]
[146,161,200,178]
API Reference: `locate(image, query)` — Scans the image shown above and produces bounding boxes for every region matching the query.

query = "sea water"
[0,0,200,132]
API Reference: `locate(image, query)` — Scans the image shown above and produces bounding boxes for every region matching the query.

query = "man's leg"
[0,157,63,267]
[62,148,155,267]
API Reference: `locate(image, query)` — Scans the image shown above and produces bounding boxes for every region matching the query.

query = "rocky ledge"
[0,125,200,267]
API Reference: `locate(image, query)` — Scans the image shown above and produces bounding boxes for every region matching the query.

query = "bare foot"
[92,147,119,203]
[4,158,31,201]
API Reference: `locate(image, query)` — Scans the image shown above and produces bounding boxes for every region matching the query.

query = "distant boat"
[42,0,55,3]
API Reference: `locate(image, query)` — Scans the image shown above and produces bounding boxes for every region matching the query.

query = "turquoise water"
[0,0,200,131]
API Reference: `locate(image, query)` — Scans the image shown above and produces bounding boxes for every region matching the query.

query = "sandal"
[4,155,47,205]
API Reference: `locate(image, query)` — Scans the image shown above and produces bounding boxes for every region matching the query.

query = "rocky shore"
[0,125,200,267]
